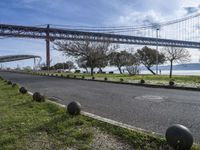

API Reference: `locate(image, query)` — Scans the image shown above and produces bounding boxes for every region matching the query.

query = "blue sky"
[0,0,200,68]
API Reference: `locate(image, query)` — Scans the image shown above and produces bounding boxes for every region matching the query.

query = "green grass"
[1,78,200,149]
[0,80,93,150]
[40,71,200,84]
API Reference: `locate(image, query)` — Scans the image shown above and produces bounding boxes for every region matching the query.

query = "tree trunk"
[146,66,156,75]
[99,67,102,73]
[91,67,94,76]
[170,60,173,78]
[85,67,88,73]
[118,66,123,74]
[126,66,132,75]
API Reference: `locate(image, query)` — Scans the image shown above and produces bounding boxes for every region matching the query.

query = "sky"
[0,0,200,69]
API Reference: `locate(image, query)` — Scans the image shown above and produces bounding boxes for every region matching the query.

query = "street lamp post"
[156,28,159,75]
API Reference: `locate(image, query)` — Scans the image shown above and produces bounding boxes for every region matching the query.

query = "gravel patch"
[90,127,133,150]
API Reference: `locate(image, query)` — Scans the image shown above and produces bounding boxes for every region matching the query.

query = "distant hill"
[140,63,200,71]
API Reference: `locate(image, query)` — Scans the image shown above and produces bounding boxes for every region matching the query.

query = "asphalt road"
[1,71,200,142]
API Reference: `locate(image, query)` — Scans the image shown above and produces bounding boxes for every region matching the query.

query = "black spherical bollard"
[140,79,145,84]
[166,124,193,150]
[19,87,27,94]
[67,101,81,115]
[7,80,12,85]
[33,92,45,102]
[12,83,17,88]
[169,80,175,86]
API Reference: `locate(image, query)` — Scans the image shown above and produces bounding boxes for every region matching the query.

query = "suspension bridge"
[0,13,200,67]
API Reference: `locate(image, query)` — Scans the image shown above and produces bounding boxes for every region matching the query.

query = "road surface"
[1,71,200,142]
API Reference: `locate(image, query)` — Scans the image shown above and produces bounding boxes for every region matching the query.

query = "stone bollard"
[12,83,17,88]
[19,87,27,94]
[169,80,175,86]
[67,101,81,115]
[7,80,12,85]
[33,92,45,102]
[140,79,145,84]
[166,124,193,150]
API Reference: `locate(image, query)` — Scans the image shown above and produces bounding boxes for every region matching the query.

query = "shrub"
[74,75,76,78]
[0,76,3,80]
[109,71,114,74]
[19,87,27,94]
[33,92,45,102]
[75,70,80,73]
[82,75,85,79]
[66,75,70,78]
[120,78,124,82]
[61,74,63,77]
[169,80,175,86]
[92,76,95,80]
[104,77,108,81]
[140,79,145,84]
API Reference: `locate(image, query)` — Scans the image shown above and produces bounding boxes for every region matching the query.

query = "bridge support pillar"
[46,24,50,69]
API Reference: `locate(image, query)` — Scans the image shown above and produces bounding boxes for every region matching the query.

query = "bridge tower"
[46,24,50,69]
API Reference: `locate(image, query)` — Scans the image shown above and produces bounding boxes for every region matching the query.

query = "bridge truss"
[0,13,200,67]
[0,55,41,63]
[0,24,200,48]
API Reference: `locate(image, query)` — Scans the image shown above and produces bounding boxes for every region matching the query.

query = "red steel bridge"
[0,13,200,67]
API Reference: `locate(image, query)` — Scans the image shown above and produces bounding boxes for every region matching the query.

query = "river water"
[140,70,200,76]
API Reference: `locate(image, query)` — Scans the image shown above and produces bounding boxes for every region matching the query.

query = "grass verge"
[39,71,200,84]
[0,78,199,149]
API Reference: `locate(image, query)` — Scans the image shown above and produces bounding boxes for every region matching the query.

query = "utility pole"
[33,58,36,71]
[46,24,50,69]
[156,28,159,75]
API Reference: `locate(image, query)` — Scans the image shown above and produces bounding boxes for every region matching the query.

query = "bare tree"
[125,53,140,75]
[54,41,112,76]
[108,51,129,74]
[77,57,88,73]
[163,47,191,78]
[66,61,75,71]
